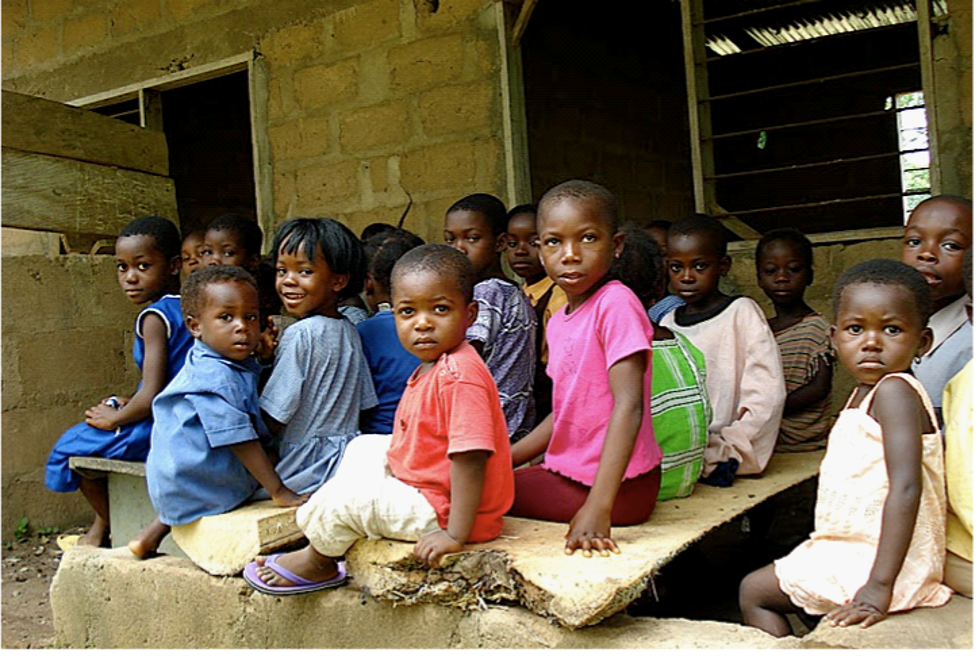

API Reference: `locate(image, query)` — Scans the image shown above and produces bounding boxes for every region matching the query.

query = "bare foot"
[128,518,170,559]
[253,547,339,587]
[77,516,109,547]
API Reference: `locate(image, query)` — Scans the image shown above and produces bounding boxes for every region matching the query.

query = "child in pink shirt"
[510,180,662,557]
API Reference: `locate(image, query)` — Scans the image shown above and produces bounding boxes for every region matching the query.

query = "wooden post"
[681,0,715,215]
[916,0,942,194]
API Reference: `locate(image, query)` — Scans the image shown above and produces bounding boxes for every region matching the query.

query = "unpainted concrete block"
[294,59,359,111]
[295,159,361,208]
[14,26,58,70]
[388,35,464,92]
[269,114,334,162]
[334,0,401,51]
[401,140,476,191]
[801,595,972,650]
[339,100,409,153]
[260,18,327,68]
[63,13,108,52]
[419,81,494,137]
[111,0,163,37]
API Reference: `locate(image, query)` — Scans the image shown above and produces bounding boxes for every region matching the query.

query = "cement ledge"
[51,546,792,649]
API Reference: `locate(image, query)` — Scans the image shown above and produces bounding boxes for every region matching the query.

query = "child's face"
[201,229,258,271]
[505,212,545,282]
[392,269,477,364]
[831,282,933,388]
[537,198,623,309]
[181,233,205,278]
[275,243,348,319]
[444,210,505,278]
[756,240,812,308]
[187,280,261,361]
[666,233,731,310]
[115,234,179,305]
[901,199,972,309]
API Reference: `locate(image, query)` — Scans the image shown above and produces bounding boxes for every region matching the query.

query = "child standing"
[613,227,710,501]
[740,259,952,635]
[260,218,377,496]
[509,181,662,556]
[357,229,425,434]
[244,245,514,594]
[45,216,193,547]
[660,214,785,485]
[755,228,833,452]
[505,203,567,424]
[137,266,308,556]
[445,194,536,440]
[901,195,973,425]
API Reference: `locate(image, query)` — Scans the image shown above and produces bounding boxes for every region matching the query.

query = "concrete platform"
[50,546,971,649]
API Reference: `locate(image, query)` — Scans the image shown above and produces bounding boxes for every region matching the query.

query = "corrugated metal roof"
[705,0,948,55]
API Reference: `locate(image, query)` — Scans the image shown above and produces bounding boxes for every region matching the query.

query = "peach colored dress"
[774,373,953,615]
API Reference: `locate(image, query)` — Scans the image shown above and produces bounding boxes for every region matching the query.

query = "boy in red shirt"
[245,244,514,594]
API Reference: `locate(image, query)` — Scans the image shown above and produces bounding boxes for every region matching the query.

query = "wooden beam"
[2,148,178,237]
[681,0,715,213]
[915,0,942,194]
[511,0,539,45]
[710,203,762,239]
[2,90,170,176]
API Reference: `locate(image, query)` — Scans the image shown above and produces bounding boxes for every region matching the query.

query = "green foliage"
[14,517,29,542]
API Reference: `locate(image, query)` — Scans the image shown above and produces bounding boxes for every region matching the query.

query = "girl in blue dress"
[45,216,193,547]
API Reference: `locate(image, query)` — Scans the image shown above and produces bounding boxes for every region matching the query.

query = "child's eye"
[467,235,481,243]
[397,307,414,316]
[903,237,921,248]
[300,268,313,276]
[220,313,233,321]
[138,262,152,271]
[884,325,903,335]
[434,304,450,313]
[200,248,213,256]
[246,314,259,322]
[941,241,964,252]
[668,262,682,272]
[116,263,127,272]
[223,250,235,257]
[845,325,863,335]
[507,240,517,249]
[443,234,454,244]
[582,234,597,243]
[275,267,286,276]
[530,238,540,248]
[542,237,559,247]
[694,262,709,272]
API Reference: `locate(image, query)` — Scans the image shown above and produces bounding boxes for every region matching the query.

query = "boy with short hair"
[660,214,785,485]
[244,244,514,594]
[444,193,536,440]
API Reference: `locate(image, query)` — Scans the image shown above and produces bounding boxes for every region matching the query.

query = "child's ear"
[828,324,838,351]
[364,273,376,298]
[169,255,182,277]
[185,314,202,340]
[331,272,351,293]
[917,326,934,359]
[495,233,508,254]
[465,301,479,328]
[719,255,733,277]
[612,231,626,259]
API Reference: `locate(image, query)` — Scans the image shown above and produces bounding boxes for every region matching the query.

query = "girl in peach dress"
[739,259,953,637]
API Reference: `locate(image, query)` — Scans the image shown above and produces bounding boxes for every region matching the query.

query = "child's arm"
[825,376,924,629]
[230,440,309,507]
[783,358,832,413]
[511,413,553,466]
[565,351,646,557]
[85,313,170,431]
[414,450,489,567]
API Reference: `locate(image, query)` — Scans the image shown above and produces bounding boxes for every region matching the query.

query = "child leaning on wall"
[659,214,785,486]
[243,244,514,595]
[45,216,193,549]
[755,228,834,452]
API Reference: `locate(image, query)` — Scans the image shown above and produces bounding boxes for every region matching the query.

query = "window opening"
[892,90,930,220]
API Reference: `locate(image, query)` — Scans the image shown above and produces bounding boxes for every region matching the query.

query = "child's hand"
[254,320,279,363]
[825,582,891,629]
[414,529,464,567]
[270,487,309,508]
[564,503,619,557]
[85,403,120,431]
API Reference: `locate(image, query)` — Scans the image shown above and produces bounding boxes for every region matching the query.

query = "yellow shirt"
[943,359,973,562]
[522,277,567,364]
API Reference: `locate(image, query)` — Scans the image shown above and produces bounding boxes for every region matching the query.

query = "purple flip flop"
[243,553,347,596]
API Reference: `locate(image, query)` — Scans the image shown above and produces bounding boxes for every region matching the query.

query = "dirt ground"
[0,526,87,649]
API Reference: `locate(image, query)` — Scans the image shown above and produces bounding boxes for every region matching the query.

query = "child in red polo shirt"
[244,244,513,594]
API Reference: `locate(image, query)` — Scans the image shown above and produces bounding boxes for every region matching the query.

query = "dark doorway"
[519,0,695,223]
[93,71,257,235]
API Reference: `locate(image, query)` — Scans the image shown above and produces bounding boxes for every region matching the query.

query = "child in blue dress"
[45,216,193,547]
[134,266,308,557]
[259,218,378,496]
[357,229,424,433]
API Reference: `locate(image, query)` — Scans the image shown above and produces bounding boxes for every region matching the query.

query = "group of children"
[44,185,972,634]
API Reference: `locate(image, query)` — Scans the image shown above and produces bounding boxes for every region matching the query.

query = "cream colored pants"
[296,433,439,558]
[944,550,973,599]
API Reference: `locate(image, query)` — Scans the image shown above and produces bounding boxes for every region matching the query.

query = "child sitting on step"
[244,245,513,595]
[740,259,952,635]
[45,216,193,548]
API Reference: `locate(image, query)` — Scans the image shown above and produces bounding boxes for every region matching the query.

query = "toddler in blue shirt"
[131,266,307,557]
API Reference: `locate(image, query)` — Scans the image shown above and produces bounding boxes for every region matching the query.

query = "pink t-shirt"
[387,341,514,543]
[544,280,661,486]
